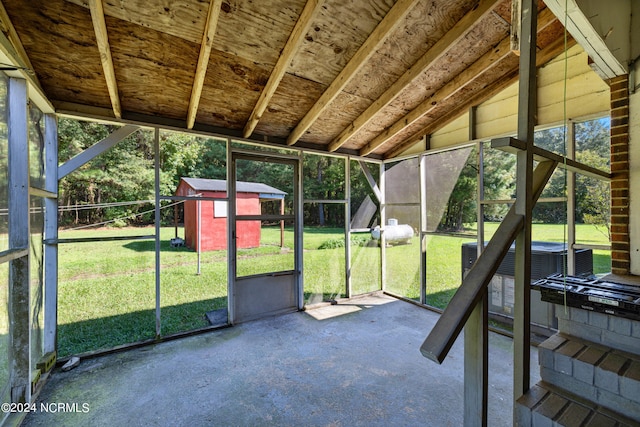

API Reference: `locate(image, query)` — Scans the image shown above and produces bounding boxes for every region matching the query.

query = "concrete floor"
[23,294,539,426]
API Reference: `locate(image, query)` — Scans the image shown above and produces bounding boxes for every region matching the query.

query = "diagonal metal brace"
[420,159,557,364]
[58,124,140,179]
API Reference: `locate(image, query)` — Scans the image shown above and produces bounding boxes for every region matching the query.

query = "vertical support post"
[345,157,352,298]
[380,162,386,292]
[513,0,537,405]
[197,197,201,275]
[154,128,161,338]
[227,144,236,324]
[419,154,428,305]
[295,153,304,310]
[174,204,178,239]
[43,114,58,355]
[280,198,284,249]
[8,77,30,403]
[464,141,488,427]
[566,120,576,275]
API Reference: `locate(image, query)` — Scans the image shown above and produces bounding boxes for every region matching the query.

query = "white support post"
[43,114,58,355]
[8,77,31,403]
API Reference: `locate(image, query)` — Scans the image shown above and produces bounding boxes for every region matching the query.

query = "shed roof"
[1,0,569,159]
[180,177,286,198]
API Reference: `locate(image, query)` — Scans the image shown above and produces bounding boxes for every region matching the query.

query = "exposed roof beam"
[385,33,574,159]
[89,0,121,119]
[0,0,39,86]
[286,0,418,146]
[187,0,223,129]
[361,7,557,157]
[243,0,325,138]
[360,37,514,156]
[328,0,501,152]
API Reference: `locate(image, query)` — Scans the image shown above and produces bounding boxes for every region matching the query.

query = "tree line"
[57,117,610,232]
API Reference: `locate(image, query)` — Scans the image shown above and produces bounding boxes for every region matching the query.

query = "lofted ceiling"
[0,0,570,158]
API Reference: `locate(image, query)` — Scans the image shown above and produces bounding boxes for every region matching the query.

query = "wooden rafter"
[385,31,574,159]
[243,0,325,138]
[88,0,121,119]
[361,7,557,157]
[286,0,418,146]
[328,0,501,153]
[187,0,223,129]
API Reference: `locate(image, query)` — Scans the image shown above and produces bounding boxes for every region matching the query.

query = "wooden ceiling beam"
[89,0,121,119]
[286,0,418,146]
[187,0,223,129]
[328,0,501,152]
[384,33,574,159]
[360,37,514,156]
[360,7,557,157]
[243,0,325,138]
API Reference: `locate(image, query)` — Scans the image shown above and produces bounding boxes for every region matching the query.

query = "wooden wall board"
[340,0,478,100]
[4,0,112,109]
[429,113,470,148]
[67,0,304,69]
[288,0,394,86]
[253,73,326,138]
[64,0,209,44]
[195,49,271,129]
[108,17,197,121]
[2,0,615,159]
[213,0,306,68]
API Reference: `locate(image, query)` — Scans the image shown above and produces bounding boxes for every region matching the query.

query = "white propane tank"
[371,219,414,245]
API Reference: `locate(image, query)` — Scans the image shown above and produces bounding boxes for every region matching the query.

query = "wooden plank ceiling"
[1,0,568,158]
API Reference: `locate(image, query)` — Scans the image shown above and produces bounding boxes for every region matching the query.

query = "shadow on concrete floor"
[23,293,539,427]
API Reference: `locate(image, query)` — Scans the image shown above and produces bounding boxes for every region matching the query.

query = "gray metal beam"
[513,0,536,403]
[491,137,610,180]
[43,113,58,355]
[57,124,140,179]
[357,160,382,203]
[420,159,557,364]
[154,128,161,338]
[8,77,31,403]
[465,141,487,427]
[566,121,576,275]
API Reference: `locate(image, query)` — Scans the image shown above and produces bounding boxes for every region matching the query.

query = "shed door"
[229,152,301,323]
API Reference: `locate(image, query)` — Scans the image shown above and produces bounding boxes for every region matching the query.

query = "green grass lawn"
[57,223,611,357]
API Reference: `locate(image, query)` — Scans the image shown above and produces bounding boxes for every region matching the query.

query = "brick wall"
[609,75,630,275]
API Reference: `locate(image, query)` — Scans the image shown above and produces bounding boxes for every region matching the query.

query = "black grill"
[533,274,640,321]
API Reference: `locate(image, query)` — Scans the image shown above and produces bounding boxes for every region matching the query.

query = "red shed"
[175,178,286,251]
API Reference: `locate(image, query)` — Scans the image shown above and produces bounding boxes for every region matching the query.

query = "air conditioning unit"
[461,241,593,332]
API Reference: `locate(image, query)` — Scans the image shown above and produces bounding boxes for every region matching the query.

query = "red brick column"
[609,75,630,275]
